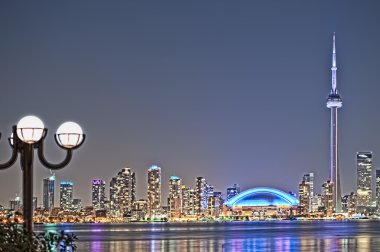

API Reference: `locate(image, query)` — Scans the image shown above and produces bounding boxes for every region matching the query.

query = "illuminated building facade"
[147,165,161,218]
[322,180,333,215]
[182,185,196,216]
[109,167,136,217]
[9,196,21,211]
[356,152,372,212]
[227,184,240,201]
[92,179,106,210]
[342,192,357,216]
[43,175,55,210]
[72,198,82,211]
[195,177,208,216]
[298,172,314,214]
[132,199,148,221]
[208,192,223,218]
[168,176,182,219]
[376,170,380,211]
[60,181,73,211]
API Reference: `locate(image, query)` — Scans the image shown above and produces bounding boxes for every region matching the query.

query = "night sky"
[1,1,380,207]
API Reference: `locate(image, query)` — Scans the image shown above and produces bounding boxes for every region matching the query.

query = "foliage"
[0,223,77,252]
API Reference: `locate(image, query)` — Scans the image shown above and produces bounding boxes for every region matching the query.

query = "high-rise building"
[168,176,182,219]
[208,192,223,218]
[326,34,343,213]
[298,172,314,214]
[147,165,161,218]
[227,184,240,201]
[342,192,357,216]
[182,185,196,216]
[9,196,21,211]
[299,181,310,214]
[356,152,372,212]
[322,180,333,215]
[92,179,106,210]
[376,170,380,211]
[43,175,55,210]
[60,181,73,210]
[195,177,208,216]
[109,167,136,217]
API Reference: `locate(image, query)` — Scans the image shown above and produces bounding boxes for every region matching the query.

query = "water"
[34,220,380,251]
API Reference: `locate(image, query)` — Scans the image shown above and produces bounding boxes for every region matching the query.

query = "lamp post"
[0,115,85,234]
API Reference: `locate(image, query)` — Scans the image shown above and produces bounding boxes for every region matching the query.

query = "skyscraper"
[208,192,223,218]
[356,152,372,212]
[195,177,208,216]
[109,167,136,217]
[9,196,21,211]
[147,165,161,218]
[227,184,240,201]
[182,185,196,216]
[92,179,106,210]
[322,180,333,215]
[376,170,380,211]
[60,181,73,210]
[43,175,55,210]
[168,176,182,219]
[326,34,343,213]
[298,172,314,213]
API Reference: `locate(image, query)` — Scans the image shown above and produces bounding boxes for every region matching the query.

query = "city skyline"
[2,1,380,206]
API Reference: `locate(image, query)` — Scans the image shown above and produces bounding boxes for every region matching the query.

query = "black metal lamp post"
[0,115,85,233]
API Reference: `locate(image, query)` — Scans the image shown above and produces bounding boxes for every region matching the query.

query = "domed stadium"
[225,187,299,207]
[223,187,299,219]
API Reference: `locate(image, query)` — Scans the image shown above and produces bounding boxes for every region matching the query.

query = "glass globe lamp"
[55,122,84,149]
[16,116,45,144]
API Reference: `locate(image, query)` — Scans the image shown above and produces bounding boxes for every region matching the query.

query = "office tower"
[326,34,343,213]
[109,167,136,217]
[43,175,55,210]
[9,196,21,210]
[60,181,73,210]
[299,181,310,214]
[227,184,240,201]
[298,172,314,214]
[208,192,223,218]
[195,177,208,216]
[147,165,161,218]
[322,180,333,215]
[182,185,196,216]
[376,170,380,211]
[342,192,357,216]
[92,179,106,210]
[168,176,182,219]
[356,152,372,212]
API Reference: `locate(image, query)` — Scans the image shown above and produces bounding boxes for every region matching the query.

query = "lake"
[34,220,380,251]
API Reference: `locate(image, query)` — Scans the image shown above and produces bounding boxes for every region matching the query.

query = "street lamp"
[0,115,85,233]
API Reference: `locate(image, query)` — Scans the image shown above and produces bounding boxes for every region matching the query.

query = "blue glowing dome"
[225,187,299,207]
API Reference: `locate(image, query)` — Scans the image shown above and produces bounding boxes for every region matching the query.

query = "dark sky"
[1,1,380,207]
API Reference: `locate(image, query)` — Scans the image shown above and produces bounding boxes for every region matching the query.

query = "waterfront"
[34,220,380,251]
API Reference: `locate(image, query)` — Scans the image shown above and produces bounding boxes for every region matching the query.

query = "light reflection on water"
[34,221,380,252]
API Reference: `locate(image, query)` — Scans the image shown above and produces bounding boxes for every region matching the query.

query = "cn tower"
[326,33,342,213]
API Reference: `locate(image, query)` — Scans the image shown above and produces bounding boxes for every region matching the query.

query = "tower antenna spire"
[331,33,337,93]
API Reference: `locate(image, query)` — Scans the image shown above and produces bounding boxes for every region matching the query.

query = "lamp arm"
[0,126,19,169]
[37,140,73,170]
